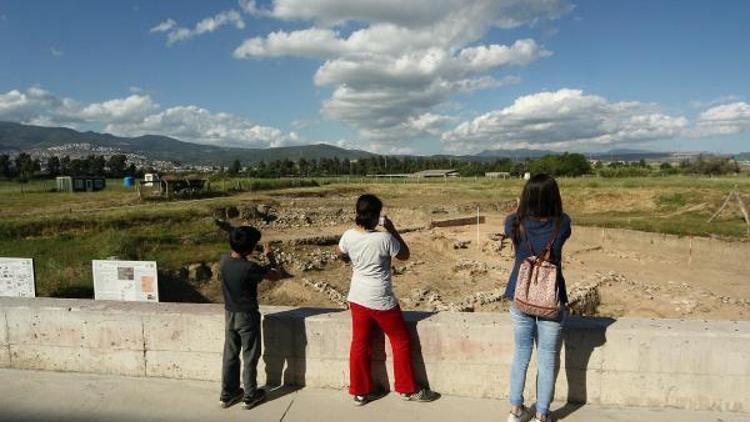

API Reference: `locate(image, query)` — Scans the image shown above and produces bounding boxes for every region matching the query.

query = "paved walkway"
[0,369,744,422]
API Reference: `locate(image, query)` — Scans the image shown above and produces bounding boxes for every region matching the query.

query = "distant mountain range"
[0,122,374,165]
[0,121,745,165]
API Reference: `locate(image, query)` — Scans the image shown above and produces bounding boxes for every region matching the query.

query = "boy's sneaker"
[243,388,267,409]
[534,415,552,422]
[507,406,532,422]
[219,389,244,409]
[399,387,440,402]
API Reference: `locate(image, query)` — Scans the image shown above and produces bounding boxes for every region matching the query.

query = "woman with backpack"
[504,174,572,422]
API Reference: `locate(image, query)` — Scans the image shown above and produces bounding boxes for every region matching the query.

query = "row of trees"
[1,152,740,182]
[0,153,139,181]
[226,153,593,178]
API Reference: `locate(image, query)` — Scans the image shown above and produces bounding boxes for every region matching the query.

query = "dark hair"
[512,174,563,243]
[355,194,382,230]
[229,226,261,255]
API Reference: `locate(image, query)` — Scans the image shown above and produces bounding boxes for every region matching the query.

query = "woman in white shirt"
[336,194,437,406]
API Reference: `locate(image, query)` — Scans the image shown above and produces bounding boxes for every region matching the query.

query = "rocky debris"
[446,289,506,312]
[499,199,519,211]
[265,207,349,228]
[488,232,505,241]
[285,234,340,247]
[431,207,449,214]
[405,287,506,312]
[392,260,424,276]
[302,279,347,307]
[299,249,338,272]
[453,240,471,249]
[452,260,490,276]
[482,241,504,256]
[239,203,277,222]
[269,248,337,272]
[405,288,445,309]
[567,279,601,316]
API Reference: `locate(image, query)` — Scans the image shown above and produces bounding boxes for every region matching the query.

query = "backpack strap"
[539,217,562,261]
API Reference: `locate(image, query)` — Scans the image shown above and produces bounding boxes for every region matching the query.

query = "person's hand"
[263,242,274,258]
[382,216,397,233]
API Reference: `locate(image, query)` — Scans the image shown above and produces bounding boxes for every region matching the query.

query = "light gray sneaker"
[534,414,552,422]
[507,406,532,422]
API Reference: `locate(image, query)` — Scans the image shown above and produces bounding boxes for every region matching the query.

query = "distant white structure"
[411,169,459,178]
[523,172,531,180]
[144,173,159,187]
[485,172,511,179]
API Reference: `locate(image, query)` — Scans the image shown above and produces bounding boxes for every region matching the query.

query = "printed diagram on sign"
[118,266,134,281]
[93,260,159,302]
[0,258,36,298]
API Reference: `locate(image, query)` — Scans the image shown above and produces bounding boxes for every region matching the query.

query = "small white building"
[144,173,159,187]
[411,169,460,178]
[485,172,511,179]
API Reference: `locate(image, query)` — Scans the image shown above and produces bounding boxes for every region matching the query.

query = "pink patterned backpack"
[513,220,561,319]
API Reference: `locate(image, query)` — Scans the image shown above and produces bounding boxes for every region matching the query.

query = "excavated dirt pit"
[189,206,750,320]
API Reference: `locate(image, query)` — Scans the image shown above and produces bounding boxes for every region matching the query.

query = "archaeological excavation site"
[167,190,750,321]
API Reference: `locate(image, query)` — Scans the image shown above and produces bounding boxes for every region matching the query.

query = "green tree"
[46,156,61,177]
[107,154,128,178]
[14,153,38,181]
[60,155,71,175]
[0,154,12,178]
[228,159,242,176]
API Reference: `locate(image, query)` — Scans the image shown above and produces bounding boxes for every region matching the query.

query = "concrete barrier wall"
[0,297,747,412]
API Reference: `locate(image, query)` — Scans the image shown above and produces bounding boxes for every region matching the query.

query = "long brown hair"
[512,174,563,243]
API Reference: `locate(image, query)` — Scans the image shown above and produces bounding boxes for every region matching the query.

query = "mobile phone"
[378,216,386,226]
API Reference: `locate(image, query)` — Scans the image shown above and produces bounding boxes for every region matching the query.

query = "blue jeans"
[509,305,563,416]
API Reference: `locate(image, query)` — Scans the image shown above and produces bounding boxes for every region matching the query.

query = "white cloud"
[442,89,689,152]
[0,87,84,126]
[693,102,750,137]
[106,106,299,148]
[151,10,245,46]
[80,95,158,124]
[238,0,262,16]
[234,0,567,148]
[50,47,64,57]
[263,0,572,29]
[150,18,176,33]
[0,87,297,148]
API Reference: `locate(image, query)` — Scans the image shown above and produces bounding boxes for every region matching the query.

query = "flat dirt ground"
[198,190,750,321]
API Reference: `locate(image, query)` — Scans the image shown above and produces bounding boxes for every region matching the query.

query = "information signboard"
[0,257,36,298]
[92,260,159,302]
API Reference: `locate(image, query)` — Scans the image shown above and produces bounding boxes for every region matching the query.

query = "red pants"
[348,302,418,396]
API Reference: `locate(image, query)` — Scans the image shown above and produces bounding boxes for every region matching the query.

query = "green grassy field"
[1,175,748,299]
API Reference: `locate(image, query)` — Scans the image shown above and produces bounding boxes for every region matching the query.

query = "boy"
[219,225,282,409]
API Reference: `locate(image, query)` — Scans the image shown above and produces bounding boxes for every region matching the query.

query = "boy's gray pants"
[221,310,261,401]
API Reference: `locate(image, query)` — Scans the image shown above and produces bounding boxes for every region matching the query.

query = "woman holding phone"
[335,194,438,406]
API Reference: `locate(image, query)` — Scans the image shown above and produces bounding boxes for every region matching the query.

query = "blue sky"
[0,0,748,154]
